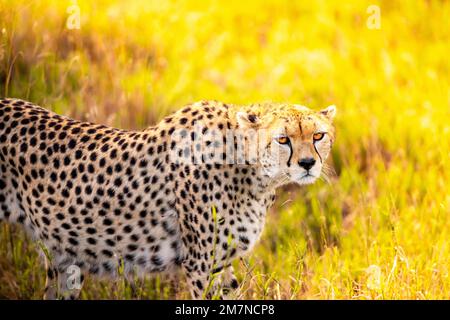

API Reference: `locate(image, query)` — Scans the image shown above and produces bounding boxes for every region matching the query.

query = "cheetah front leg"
[43,257,85,300]
[57,265,85,300]
[182,257,239,300]
[43,257,59,300]
[181,254,211,299]
[219,265,240,299]
[176,203,239,299]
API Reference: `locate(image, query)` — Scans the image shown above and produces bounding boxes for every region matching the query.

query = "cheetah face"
[236,104,336,187]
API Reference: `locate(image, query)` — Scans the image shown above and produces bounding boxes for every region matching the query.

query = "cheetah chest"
[216,195,272,261]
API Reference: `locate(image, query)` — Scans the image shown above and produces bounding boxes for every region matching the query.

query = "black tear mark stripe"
[287,140,293,167]
[313,143,323,163]
[284,125,294,167]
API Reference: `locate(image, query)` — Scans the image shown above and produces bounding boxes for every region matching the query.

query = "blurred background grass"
[0,0,449,299]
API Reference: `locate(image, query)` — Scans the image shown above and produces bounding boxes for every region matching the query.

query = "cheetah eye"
[313,132,325,142]
[275,135,290,145]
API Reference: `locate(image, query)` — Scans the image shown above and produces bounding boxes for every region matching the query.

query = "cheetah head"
[235,103,336,187]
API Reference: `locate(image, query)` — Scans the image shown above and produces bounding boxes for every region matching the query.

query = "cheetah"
[0,98,336,299]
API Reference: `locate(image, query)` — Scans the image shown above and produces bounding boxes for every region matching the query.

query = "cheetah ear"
[236,111,260,128]
[319,105,336,121]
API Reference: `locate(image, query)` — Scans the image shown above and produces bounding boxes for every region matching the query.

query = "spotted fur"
[0,98,335,299]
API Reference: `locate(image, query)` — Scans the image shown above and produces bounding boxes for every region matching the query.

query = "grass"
[0,0,449,299]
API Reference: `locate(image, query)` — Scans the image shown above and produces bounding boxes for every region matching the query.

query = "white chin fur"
[294,175,318,185]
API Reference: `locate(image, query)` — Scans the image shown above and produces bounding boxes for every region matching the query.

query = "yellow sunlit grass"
[0,0,449,299]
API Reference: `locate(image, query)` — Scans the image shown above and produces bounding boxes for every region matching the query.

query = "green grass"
[0,0,449,299]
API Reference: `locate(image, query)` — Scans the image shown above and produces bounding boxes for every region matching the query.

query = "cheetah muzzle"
[0,98,336,299]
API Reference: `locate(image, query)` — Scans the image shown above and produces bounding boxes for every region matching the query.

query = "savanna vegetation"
[0,0,449,299]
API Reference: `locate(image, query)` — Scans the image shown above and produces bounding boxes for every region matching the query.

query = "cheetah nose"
[298,158,316,170]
